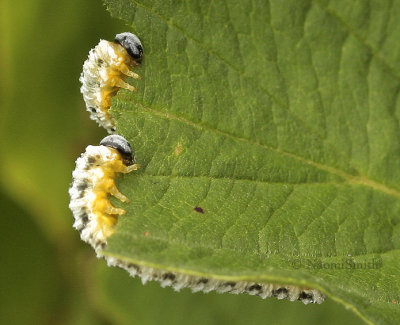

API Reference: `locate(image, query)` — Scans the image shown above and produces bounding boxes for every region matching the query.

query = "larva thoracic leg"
[79,33,143,133]
[117,63,142,79]
[69,135,140,253]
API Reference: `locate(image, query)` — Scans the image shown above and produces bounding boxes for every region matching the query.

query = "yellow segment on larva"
[69,135,139,253]
[80,33,143,133]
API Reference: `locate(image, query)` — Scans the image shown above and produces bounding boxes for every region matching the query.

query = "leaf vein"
[132,101,400,199]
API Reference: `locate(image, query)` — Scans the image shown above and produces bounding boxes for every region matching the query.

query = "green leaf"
[101,0,400,323]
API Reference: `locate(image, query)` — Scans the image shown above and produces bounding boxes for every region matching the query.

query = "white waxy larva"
[69,135,140,253]
[79,33,143,133]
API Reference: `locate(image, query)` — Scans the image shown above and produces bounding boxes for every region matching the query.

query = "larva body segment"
[69,135,139,252]
[80,33,143,133]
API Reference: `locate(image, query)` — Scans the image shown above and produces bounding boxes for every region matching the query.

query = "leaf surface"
[103,0,400,323]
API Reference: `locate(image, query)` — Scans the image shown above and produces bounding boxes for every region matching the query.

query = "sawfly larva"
[80,33,143,133]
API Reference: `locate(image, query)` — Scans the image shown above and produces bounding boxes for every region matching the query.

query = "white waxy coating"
[69,145,123,252]
[80,40,139,133]
[80,41,116,132]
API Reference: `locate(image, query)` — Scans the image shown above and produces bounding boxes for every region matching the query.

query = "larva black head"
[100,135,134,166]
[115,32,143,61]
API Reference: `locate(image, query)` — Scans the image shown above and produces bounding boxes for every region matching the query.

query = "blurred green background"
[0,0,365,324]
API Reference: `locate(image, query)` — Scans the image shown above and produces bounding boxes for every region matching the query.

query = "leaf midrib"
[123,100,400,199]
[108,230,398,261]
[135,174,346,186]
[123,0,400,199]
[129,0,400,158]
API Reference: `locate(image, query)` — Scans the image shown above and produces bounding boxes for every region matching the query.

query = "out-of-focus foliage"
[0,0,367,324]
[0,193,60,325]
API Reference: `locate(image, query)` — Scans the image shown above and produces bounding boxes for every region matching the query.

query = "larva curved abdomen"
[69,135,140,252]
[80,33,143,133]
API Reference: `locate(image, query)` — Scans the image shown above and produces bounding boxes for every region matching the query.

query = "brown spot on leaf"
[144,231,150,237]
[194,206,204,213]
[173,144,183,156]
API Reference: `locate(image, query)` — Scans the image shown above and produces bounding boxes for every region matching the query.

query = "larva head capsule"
[115,32,143,61]
[100,134,135,166]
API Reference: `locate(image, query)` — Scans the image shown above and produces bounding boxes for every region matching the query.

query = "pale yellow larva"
[80,33,143,133]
